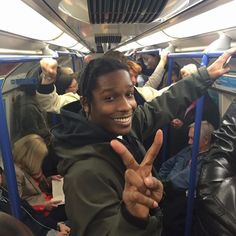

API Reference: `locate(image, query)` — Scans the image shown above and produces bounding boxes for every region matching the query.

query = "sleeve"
[15,166,25,197]
[144,62,166,89]
[36,86,80,113]
[135,85,172,102]
[196,98,236,235]
[64,162,162,236]
[159,156,178,180]
[202,93,220,129]
[20,105,47,134]
[132,67,213,141]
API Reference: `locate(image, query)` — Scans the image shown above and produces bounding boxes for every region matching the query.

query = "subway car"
[0,0,236,236]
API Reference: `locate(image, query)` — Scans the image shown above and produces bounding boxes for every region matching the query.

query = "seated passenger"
[51,48,234,236]
[166,63,220,158]
[159,121,214,190]
[7,134,70,236]
[160,121,213,236]
[194,98,236,236]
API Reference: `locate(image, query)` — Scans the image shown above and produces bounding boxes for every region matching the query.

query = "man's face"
[86,70,137,135]
[188,127,208,153]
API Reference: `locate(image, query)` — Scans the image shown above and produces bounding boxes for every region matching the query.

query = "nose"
[118,96,132,111]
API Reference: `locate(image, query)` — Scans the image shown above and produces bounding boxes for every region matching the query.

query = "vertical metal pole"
[0,88,21,219]
[161,58,174,164]
[184,54,209,236]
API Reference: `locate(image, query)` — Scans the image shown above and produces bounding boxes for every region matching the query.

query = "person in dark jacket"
[166,64,220,158]
[159,121,214,190]
[0,212,34,236]
[52,48,235,236]
[12,83,50,143]
[194,98,236,236]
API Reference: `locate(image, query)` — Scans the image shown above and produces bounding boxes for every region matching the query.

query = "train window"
[2,62,37,93]
[0,63,20,77]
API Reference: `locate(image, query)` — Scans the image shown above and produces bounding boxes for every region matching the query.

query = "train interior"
[0,0,236,235]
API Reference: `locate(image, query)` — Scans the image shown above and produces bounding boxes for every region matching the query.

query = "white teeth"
[113,117,131,123]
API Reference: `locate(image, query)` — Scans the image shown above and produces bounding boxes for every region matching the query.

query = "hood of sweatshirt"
[52,101,120,175]
[52,100,118,147]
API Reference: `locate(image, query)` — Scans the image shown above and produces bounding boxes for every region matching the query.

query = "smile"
[113,116,132,125]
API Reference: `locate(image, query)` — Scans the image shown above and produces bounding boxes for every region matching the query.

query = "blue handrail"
[184,54,209,236]
[0,54,58,63]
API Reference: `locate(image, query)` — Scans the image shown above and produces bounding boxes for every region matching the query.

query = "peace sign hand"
[110,130,164,219]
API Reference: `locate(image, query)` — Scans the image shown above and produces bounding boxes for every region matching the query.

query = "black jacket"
[195,98,236,236]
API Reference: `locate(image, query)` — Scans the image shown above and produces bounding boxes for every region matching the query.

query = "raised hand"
[207,47,236,79]
[110,130,163,219]
[40,58,58,84]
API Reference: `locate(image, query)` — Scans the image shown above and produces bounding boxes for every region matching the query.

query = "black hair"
[79,57,129,102]
[103,50,128,65]
[172,62,181,81]
[19,81,39,96]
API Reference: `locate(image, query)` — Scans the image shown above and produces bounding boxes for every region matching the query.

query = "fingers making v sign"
[110,129,164,219]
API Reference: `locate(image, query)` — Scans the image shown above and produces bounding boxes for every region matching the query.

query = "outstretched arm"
[144,51,168,89]
[37,58,80,113]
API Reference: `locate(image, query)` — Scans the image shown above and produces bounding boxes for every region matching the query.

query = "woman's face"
[87,70,137,135]
[66,78,78,94]
[129,69,138,86]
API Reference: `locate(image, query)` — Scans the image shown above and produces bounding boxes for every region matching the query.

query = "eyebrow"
[99,85,134,94]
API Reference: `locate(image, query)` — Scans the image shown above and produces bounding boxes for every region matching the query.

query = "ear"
[80,96,90,114]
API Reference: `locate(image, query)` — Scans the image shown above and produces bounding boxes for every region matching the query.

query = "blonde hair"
[60,67,74,75]
[13,134,48,176]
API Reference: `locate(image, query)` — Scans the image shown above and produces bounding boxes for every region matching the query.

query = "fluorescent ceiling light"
[137,31,173,46]
[70,43,90,53]
[164,1,236,38]
[47,33,78,48]
[117,42,143,52]
[70,43,85,51]
[80,47,90,53]
[0,48,42,55]
[0,0,62,40]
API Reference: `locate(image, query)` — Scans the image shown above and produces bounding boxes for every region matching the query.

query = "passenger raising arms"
[52,48,235,236]
[37,58,80,113]
[37,50,168,114]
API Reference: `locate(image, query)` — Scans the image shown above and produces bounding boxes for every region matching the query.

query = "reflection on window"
[0,63,20,76]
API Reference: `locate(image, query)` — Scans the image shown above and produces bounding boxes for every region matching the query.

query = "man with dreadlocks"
[46,49,235,235]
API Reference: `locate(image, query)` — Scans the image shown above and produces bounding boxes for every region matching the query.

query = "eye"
[126,92,134,98]
[104,96,114,102]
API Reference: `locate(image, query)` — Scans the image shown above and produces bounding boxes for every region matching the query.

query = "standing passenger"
[52,48,235,236]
